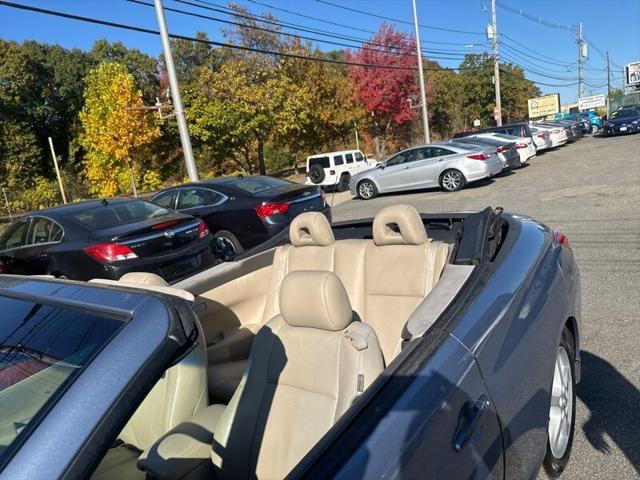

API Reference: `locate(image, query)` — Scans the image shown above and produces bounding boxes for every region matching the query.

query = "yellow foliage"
[79,62,160,196]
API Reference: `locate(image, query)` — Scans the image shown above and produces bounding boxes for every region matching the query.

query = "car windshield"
[610,109,636,119]
[0,293,126,466]
[231,176,291,194]
[70,200,171,229]
[308,156,330,169]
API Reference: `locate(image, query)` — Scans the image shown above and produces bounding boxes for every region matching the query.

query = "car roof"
[307,150,361,158]
[22,197,139,219]
[154,175,291,196]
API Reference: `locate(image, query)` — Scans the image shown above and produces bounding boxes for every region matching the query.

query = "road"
[331,134,640,479]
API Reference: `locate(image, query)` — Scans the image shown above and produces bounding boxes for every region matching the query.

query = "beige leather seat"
[92,272,209,453]
[140,271,384,480]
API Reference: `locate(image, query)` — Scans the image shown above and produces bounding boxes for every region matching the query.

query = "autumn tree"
[79,62,160,197]
[346,23,418,158]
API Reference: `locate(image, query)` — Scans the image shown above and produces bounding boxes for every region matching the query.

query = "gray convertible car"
[0,205,580,479]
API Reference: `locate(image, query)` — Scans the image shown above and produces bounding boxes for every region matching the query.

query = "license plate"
[620,127,627,131]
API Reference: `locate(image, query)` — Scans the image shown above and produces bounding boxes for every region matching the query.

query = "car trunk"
[92,214,201,257]
[256,184,325,219]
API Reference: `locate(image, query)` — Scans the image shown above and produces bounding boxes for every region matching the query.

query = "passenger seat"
[139,271,384,480]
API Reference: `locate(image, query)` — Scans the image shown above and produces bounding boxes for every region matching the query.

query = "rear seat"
[261,205,450,363]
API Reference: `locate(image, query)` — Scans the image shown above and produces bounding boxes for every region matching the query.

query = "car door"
[375,149,417,192]
[18,216,65,275]
[0,217,32,274]
[307,336,504,479]
[176,187,228,235]
[408,147,452,189]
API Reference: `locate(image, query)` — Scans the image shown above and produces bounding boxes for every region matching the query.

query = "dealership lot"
[333,134,640,479]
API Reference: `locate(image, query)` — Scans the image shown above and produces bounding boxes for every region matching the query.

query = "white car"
[529,123,568,148]
[483,132,537,164]
[529,126,553,151]
[306,149,377,191]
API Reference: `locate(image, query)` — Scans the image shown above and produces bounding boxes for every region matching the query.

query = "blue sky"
[1,0,638,104]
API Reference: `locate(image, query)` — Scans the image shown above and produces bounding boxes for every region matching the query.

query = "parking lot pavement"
[332,134,640,479]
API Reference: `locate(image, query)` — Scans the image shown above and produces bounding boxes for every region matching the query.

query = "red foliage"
[346,23,418,125]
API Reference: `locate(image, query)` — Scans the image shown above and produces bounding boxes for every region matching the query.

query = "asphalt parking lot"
[332,134,640,479]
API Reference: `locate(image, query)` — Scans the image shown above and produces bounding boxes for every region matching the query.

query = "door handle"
[453,394,489,452]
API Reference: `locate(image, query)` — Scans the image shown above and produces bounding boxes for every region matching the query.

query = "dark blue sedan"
[603,106,640,135]
[0,205,581,479]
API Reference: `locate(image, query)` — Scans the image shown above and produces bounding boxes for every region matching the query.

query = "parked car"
[350,143,502,198]
[529,125,554,151]
[537,121,580,142]
[555,113,592,134]
[0,198,215,282]
[0,205,581,480]
[306,149,377,191]
[578,112,603,132]
[530,123,569,147]
[603,106,640,136]
[151,175,330,255]
[452,134,523,170]
[453,122,536,144]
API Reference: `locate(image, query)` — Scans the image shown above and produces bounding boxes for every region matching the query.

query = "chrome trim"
[287,191,322,204]
[0,216,65,253]
[176,187,229,211]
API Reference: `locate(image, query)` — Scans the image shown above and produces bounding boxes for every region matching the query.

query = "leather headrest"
[279,271,352,331]
[289,212,334,247]
[372,204,429,246]
[120,272,169,287]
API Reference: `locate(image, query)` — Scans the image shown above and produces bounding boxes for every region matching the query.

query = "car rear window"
[231,176,291,194]
[308,156,330,169]
[70,201,171,229]
[0,294,126,467]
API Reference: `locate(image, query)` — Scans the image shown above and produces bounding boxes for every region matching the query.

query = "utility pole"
[154,0,199,182]
[354,122,360,151]
[490,0,502,126]
[606,51,611,98]
[47,137,67,204]
[411,0,430,144]
[2,188,12,221]
[577,21,585,100]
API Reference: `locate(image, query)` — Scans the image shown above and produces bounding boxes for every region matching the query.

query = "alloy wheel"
[548,346,573,459]
[442,171,462,191]
[358,181,374,199]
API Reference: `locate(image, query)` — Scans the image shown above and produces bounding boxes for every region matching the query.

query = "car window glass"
[354,152,364,162]
[28,218,58,245]
[232,176,291,194]
[177,188,222,210]
[433,147,454,156]
[308,157,330,169]
[415,148,433,160]
[386,150,415,166]
[0,295,127,467]
[0,219,30,250]
[71,201,170,230]
[345,153,354,163]
[153,190,175,209]
[334,155,344,166]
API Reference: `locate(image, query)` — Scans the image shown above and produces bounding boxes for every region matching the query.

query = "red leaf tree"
[347,23,418,158]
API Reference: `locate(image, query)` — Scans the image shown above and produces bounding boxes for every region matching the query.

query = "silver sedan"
[350,143,503,199]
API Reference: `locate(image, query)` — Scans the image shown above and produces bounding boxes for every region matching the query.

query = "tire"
[308,165,325,184]
[591,124,598,134]
[543,327,577,478]
[213,230,243,257]
[357,179,378,200]
[337,173,351,192]
[440,169,466,192]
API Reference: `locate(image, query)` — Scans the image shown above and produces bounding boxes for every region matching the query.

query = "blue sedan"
[0,206,581,479]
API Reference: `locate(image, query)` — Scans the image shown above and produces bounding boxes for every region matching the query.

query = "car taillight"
[197,220,209,239]
[516,143,528,149]
[319,189,326,202]
[553,230,570,247]
[255,202,290,219]
[84,243,138,262]
[467,153,490,161]
[304,172,310,177]
[0,263,5,274]
[496,146,507,153]
[537,133,546,139]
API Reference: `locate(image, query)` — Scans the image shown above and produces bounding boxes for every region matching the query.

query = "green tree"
[79,62,160,197]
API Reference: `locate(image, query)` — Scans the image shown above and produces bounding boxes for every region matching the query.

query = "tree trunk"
[257,140,266,175]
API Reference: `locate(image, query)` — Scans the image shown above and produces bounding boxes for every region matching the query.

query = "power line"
[500,33,577,67]
[314,0,487,36]
[495,0,576,32]
[131,0,479,62]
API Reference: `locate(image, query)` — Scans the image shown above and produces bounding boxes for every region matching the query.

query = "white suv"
[306,150,377,191]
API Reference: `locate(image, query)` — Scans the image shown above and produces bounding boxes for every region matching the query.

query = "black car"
[0,198,215,282]
[603,106,640,135]
[150,175,331,254]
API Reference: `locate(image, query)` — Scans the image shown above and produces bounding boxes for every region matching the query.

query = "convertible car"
[0,205,581,479]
